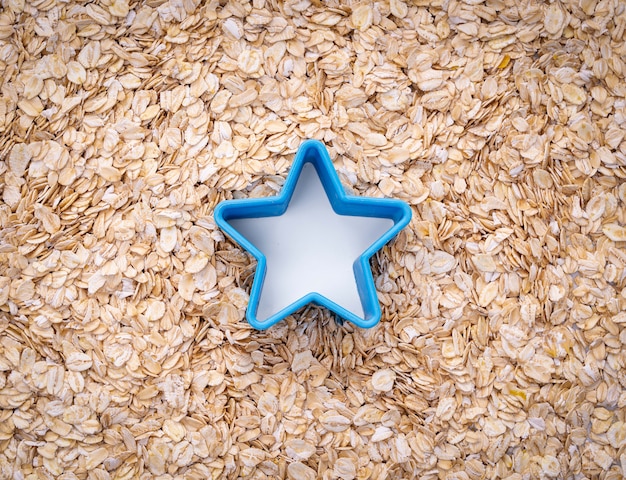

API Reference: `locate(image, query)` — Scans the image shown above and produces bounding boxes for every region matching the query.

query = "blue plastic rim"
[214,139,412,329]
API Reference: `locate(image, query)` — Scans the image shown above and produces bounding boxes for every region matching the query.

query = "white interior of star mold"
[229,163,393,322]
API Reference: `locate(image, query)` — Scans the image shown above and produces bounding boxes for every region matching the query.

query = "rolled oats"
[287,462,317,480]
[1,0,625,477]
[371,369,396,393]
[285,439,316,461]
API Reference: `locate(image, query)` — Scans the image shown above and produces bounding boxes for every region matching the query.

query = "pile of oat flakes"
[1,0,626,478]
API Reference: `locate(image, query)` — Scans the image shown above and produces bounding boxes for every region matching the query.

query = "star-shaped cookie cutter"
[214,139,412,329]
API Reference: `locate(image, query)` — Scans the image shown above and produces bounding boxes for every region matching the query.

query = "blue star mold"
[214,140,412,329]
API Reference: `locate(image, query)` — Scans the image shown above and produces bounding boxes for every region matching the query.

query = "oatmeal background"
[1,0,626,478]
